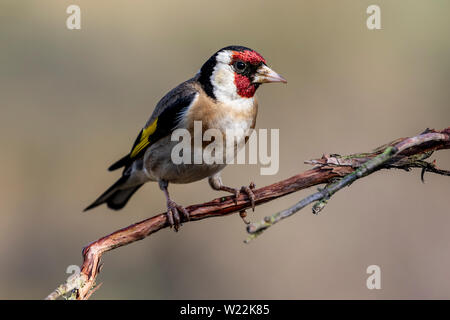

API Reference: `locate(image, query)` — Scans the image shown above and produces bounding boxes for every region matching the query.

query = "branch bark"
[46,127,450,300]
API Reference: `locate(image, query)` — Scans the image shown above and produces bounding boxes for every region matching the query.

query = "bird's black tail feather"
[108,154,131,171]
[84,176,143,211]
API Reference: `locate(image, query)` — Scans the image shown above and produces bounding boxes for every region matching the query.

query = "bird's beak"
[253,64,287,84]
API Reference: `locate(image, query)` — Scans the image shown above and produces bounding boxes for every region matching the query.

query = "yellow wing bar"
[130,118,158,158]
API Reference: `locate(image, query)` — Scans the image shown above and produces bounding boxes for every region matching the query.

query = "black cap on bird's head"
[198,45,286,101]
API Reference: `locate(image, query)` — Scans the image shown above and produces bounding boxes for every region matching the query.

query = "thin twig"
[246,130,450,241]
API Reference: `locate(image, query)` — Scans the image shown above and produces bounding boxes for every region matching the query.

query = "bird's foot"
[220,182,256,211]
[166,200,190,232]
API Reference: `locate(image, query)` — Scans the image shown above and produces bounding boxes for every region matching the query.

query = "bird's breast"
[185,92,258,140]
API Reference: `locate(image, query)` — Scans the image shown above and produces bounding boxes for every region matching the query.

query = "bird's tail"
[84,175,143,211]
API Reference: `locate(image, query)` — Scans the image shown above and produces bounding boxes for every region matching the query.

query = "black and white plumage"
[85,45,286,230]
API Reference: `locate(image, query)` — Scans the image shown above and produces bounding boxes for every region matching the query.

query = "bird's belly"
[165,162,226,184]
[143,136,226,183]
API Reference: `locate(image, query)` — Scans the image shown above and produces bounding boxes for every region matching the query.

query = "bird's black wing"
[108,79,198,171]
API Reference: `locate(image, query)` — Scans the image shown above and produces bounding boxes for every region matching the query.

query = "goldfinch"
[85,45,286,230]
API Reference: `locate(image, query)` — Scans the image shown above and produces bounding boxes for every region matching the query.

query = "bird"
[84,45,287,231]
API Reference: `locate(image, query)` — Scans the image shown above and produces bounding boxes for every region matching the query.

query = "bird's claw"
[166,200,189,232]
[218,182,256,211]
[239,210,250,225]
[232,182,256,211]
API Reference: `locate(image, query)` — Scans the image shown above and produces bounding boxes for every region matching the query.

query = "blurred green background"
[1,0,449,299]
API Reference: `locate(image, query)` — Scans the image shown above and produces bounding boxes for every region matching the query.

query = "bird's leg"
[208,174,256,211]
[158,180,189,231]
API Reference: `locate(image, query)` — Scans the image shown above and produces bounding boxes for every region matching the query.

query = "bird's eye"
[234,61,246,72]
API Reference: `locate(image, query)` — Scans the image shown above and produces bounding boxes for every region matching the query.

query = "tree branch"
[46,127,450,300]
[246,129,450,241]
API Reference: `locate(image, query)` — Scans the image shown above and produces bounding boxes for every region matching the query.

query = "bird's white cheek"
[214,69,229,87]
[213,68,236,91]
[211,67,239,101]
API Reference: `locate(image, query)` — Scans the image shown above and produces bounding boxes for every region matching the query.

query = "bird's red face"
[231,50,266,98]
[230,49,286,98]
[198,46,286,102]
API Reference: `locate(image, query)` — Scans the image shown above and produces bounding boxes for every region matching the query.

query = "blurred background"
[1,0,449,299]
